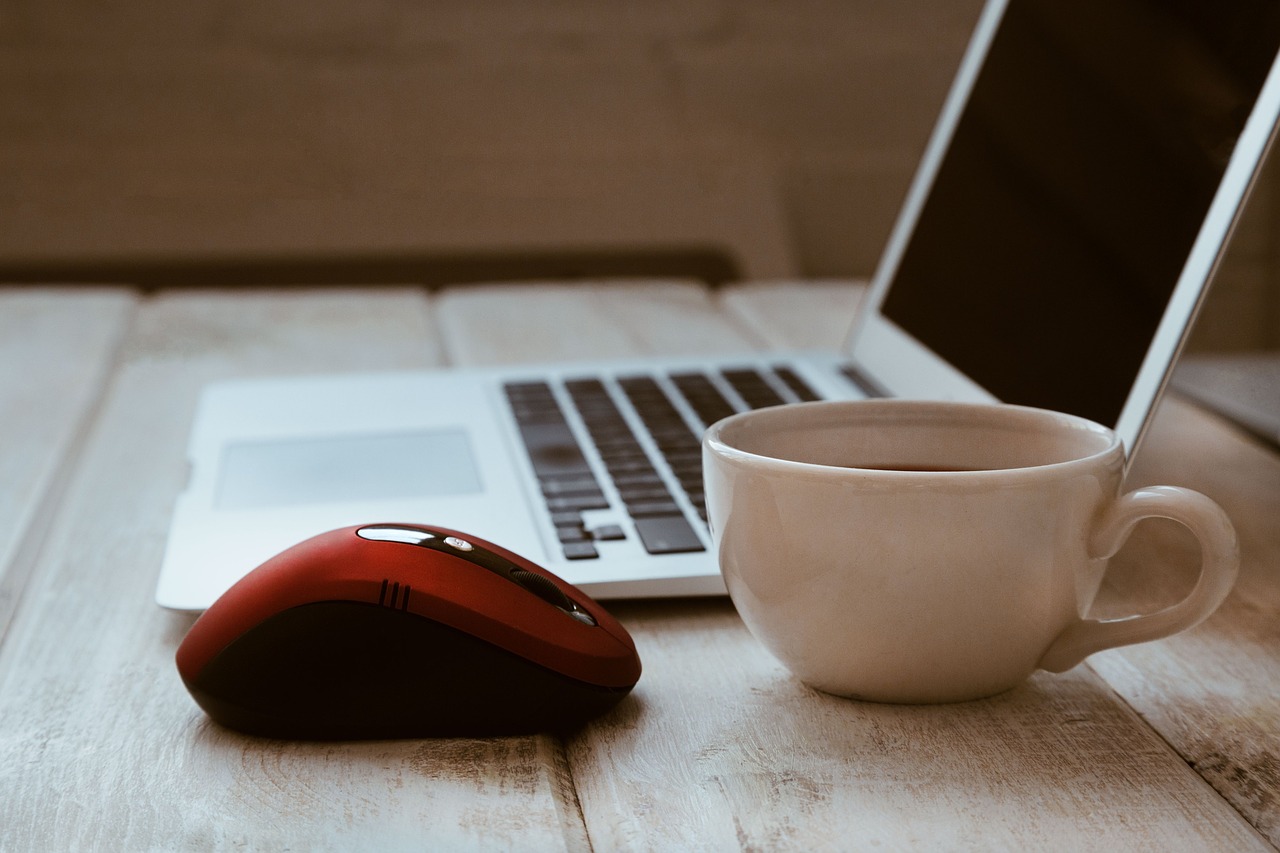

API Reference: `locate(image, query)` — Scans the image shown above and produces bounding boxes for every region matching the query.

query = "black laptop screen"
[879,0,1280,426]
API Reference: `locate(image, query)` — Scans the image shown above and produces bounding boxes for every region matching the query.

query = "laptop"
[157,0,1280,610]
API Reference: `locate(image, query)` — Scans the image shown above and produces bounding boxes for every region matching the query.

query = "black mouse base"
[184,601,635,740]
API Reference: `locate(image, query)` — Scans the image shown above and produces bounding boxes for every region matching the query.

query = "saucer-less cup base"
[702,400,1239,703]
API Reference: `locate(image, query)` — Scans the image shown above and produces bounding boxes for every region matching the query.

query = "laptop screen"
[879,0,1280,427]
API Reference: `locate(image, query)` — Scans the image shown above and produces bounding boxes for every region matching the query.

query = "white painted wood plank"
[0,287,134,627]
[718,278,867,351]
[438,279,1269,850]
[436,280,763,365]
[1088,396,1280,845]
[5,282,1272,849]
[0,289,581,851]
[575,601,1269,851]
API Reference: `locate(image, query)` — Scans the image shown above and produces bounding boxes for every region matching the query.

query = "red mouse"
[176,524,641,739]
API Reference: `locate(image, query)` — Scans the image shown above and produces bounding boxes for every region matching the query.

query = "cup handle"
[1037,485,1239,673]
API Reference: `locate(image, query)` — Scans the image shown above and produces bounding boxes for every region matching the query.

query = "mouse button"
[356,525,436,545]
[413,535,523,582]
[507,568,573,609]
[427,528,540,573]
[441,535,473,552]
[506,568,600,627]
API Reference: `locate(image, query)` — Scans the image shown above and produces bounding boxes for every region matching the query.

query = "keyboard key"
[511,373,724,559]
[556,525,589,543]
[627,501,684,518]
[591,524,626,541]
[615,375,716,530]
[540,476,604,497]
[562,541,600,560]
[613,472,666,488]
[518,423,594,478]
[723,369,786,409]
[604,459,659,476]
[617,485,673,503]
[504,382,621,538]
[634,515,705,554]
[546,494,610,513]
[773,365,821,402]
[671,372,737,426]
[664,451,702,469]
[599,445,650,464]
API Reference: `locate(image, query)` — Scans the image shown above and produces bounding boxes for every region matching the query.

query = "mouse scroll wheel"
[509,568,572,608]
[508,568,587,617]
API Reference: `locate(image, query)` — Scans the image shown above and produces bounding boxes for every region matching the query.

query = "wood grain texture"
[1088,396,1280,845]
[0,289,580,851]
[575,600,1266,850]
[0,1,984,279]
[0,288,134,631]
[437,279,1272,850]
[2,281,1276,849]
[718,278,866,351]
[436,279,766,366]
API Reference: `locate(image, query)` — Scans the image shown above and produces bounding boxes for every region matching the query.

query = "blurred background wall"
[1,0,1276,350]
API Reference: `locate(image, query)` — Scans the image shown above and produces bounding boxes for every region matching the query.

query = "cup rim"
[703,399,1122,481]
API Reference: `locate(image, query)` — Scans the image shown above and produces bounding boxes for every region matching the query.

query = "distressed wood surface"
[1,281,1277,849]
[435,279,764,365]
[717,278,866,351]
[440,279,1274,850]
[0,289,584,851]
[0,288,135,635]
[1089,396,1280,845]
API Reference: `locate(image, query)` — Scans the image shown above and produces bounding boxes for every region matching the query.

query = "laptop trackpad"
[215,429,483,510]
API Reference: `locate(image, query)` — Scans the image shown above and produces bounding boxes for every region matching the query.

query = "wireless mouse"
[176,524,642,739]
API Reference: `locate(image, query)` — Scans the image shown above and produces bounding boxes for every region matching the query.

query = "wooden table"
[1,281,1277,850]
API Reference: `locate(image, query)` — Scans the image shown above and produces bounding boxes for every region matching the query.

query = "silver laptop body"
[158,0,1280,609]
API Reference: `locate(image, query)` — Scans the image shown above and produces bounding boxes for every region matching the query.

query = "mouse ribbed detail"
[378,579,411,611]
[509,568,573,610]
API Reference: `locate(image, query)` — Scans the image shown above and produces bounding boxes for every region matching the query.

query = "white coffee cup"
[702,400,1238,703]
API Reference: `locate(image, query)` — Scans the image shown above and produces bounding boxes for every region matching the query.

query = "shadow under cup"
[702,400,1196,704]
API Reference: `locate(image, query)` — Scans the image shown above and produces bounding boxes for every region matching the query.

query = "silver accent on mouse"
[356,526,436,545]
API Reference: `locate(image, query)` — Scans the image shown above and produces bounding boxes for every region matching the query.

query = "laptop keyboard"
[503,365,820,562]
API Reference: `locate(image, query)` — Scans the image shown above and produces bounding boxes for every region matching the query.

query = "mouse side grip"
[183,602,636,740]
